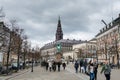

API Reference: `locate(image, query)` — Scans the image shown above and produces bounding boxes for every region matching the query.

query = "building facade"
[41,39,83,61]
[96,14,120,64]
[73,39,96,60]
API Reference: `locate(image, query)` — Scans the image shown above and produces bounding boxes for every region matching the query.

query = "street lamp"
[31,48,34,72]
[96,49,98,63]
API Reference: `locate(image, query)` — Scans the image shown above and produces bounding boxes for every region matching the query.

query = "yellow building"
[73,39,96,60]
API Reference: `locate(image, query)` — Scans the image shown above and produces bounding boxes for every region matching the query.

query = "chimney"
[79,40,81,42]
[103,28,104,31]
[105,26,107,29]
[119,13,120,17]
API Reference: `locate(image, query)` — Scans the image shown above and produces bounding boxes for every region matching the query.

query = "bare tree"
[22,35,28,69]
[9,19,24,71]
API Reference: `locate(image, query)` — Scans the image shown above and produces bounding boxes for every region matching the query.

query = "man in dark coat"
[57,62,61,72]
[74,61,79,73]
[45,61,49,71]
[52,61,56,71]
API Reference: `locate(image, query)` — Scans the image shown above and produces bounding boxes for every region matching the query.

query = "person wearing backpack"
[101,60,111,80]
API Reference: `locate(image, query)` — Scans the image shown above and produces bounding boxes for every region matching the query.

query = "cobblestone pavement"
[0,63,120,80]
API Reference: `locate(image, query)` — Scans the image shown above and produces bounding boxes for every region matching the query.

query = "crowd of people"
[74,59,111,80]
[43,60,66,72]
[41,58,111,80]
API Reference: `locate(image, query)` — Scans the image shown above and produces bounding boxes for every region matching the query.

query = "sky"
[0,0,120,48]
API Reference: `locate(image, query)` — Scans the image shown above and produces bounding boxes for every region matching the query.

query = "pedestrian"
[48,61,52,72]
[93,59,98,80]
[101,60,111,80]
[45,61,49,71]
[84,59,88,73]
[52,61,56,72]
[80,59,84,73]
[62,62,66,70]
[74,60,79,73]
[57,62,61,72]
[81,60,85,73]
[89,60,95,80]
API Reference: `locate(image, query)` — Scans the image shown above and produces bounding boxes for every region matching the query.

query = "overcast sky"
[0,0,120,48]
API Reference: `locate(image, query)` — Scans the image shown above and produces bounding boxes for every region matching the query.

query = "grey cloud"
[0,0,120,47]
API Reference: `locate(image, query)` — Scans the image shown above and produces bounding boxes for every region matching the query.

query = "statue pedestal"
[55,52,62,62]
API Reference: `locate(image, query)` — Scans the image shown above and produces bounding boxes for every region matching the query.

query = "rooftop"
[96,14,120,37]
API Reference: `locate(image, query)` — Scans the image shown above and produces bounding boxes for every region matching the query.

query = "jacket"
[101,64,111,74]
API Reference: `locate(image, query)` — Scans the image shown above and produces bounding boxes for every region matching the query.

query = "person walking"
[93,59,98,80]
[62,62,66,70]
[80,59,84,73]
[45,61,49,71]
[48,61,52,72]
[101,60,111,80]
[74,61,79,73]
[52,61,56,72]
[84,59,88,73]
[57,62,61,72]
[89,60,95,80]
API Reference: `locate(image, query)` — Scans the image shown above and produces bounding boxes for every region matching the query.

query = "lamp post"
[23,35,27,69]
[46,51,49,60]
[96,49,98,63]
[31,48,34,72]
